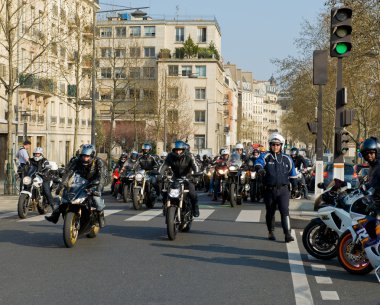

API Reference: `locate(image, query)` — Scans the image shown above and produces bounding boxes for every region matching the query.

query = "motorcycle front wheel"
[123,184,130,203]
[337,230,373,275]
[132,188,143,210]
[229,183,237,207]
[63,212,80,248]
[166,206,178,240]
[17,193,29,219]
[37,197,50,215]
[302,219,339,260]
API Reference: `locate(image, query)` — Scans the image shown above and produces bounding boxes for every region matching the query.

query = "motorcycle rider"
[159,140,200,217]
[360,137,380,217]
[29,147,55,210]
[235,143,247,162]
[120,151,139,173]
[45,144,106,227]
[111,152,128,197]
[212,149,230,202]
[290,147,309,199]
[255,133,297,242]
[133,143,161,198]
[160,151,168,161]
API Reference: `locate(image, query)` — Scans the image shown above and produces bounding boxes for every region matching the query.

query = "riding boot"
[45,207,60,224]
[267,216,276,240]
[282,215,294,242]
[98,210,105,228]
[192,202,200,217]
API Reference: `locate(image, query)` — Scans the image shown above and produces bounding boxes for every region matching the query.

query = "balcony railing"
[19,74,56,94]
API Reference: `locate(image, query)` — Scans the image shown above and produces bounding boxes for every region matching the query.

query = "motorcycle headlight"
[23,176,32,185]
[169,188,181,198]
[72,197,86,204]
[218,169,225,175]
[113,175,119,179]
[135,173,143,182]
[229,166,237,171]
[251,172,256,179]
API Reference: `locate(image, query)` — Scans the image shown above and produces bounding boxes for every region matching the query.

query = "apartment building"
[0,0,97,176]
[95,11,229,155]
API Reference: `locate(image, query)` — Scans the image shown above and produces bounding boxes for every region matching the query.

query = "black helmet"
[172,140,187,153]
[290,147,299,157]
[141,143,152,155]
[130,151,139,162]
[360,137,380,159]
[80,144,96,165]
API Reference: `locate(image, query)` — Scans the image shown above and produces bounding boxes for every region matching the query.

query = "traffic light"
[340,129,350,154]
[330,7,352,57]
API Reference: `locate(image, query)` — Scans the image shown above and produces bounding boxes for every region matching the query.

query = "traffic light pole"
[314,84,324,196]
[333,57,345,180]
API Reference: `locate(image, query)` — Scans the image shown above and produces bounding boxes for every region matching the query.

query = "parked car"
[308,162,359,192]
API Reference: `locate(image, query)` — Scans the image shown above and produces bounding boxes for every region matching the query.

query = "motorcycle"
[163,175,198,240]
[337,212,380,281]
[111,168,122,198]
[290,169,308,199]
[239,168,251,202]
[302,179,370,260]
[58,173,102,248]
[213,160,228,203]
[17,161,58,219]
[226,152,243,207]
[121,169,135,203]
[250,170,263,202]
[132,169,157,210]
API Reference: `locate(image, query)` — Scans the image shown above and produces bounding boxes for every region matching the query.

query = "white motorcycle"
[302,179,369,260]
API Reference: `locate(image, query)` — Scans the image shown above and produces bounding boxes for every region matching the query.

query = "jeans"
[93,195,105,211]
[42,180,54,208]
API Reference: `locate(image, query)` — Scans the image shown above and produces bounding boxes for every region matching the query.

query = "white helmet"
[160,151,168,158]
[221,149,230,155]
[33,147,44,161]
[268,133,285,145]
[235,143,244,149]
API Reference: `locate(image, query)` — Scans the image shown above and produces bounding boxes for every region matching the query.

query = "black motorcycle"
[57,174,102,248]
[121,169,135,203]
[290,169,308,199]
[226,153,243,207]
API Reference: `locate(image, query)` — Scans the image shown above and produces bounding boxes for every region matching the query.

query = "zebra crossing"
[1,208,264,223]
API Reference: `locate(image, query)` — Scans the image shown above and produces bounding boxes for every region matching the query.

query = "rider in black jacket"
[159,140,200,217]
[290,147,309,199]
[45,144,106,227]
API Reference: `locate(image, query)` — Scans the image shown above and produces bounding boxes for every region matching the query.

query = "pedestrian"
[15,140,31,189]
[254,133,297,242]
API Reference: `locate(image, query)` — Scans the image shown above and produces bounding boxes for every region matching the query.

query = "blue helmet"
[79,144,96,165]
[172,140,187,152]
[141,143,152,154]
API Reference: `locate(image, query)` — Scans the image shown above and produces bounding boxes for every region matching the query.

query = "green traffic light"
[336,43,348,54]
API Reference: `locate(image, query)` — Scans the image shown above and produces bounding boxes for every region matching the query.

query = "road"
[0,192,378,305]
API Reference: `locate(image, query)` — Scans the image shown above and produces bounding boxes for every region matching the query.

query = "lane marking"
[311,264,326,272]
[104,209,123,217]
[320,291,339,301]
[0,212,18,219]
[235,210,261,223]
[315,276,333,284]
[18,215,46,222]
[307,255,317,261]
[194,209,215,222]
[286,229,314,305]
[125,209,162,221]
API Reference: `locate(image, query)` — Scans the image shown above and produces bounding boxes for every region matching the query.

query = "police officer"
[16,140,31,189]
[255,133,297,242]
[159,140,200,217]
[360,137,380,215]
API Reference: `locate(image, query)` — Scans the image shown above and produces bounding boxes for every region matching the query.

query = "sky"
[100,0,326,81]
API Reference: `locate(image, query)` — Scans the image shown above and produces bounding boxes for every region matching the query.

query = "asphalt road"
[0,193,378,305]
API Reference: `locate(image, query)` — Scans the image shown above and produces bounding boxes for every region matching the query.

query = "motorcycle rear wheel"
[337,230,373,275]
[302,219,339,260]
[166,206,178,240]
[17,193,29,219]
[63,212,79,248]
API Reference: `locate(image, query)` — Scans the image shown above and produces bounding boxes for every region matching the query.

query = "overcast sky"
[102,0,326,81]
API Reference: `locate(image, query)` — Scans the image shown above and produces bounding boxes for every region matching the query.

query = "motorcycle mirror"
[317,182,325,189]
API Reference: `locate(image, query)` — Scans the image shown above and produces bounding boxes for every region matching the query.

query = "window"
[114,48,126,58]
[194,110,206,122]
[175,27,184,42]
[129,67,140,79]
[196,65,206,77]
[195,88,206,100]
[144,47,155,58]
[130,26,141,37]
[129,88,140,99]
[101,68,111,79]
[167,109,178,122]
[194,135,206,149]
[168,87,179,100]
[114,89,126,99]
[143,67,155,79]
[100,92,111,100]
[100,48,112,58]
[181,65,192,77]
[115,27,126,37]
[130,47,140,58]
[100,27,112,37]
[144,26,155,37]
[197,27,207,43]
[168,65,178,76]
[115,67,126,79]
[143,89,154,99]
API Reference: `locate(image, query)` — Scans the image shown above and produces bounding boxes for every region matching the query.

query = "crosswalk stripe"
[19,215,46,222]
[125,209,162,221]
[235,210,261,222]
[0,212,18,219]
[194,209,215,222]
[104,209,123,217]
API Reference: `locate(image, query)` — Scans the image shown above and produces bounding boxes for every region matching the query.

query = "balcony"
[18,74,56,96]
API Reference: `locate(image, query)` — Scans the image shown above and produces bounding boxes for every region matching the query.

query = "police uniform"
[255,151,297,241]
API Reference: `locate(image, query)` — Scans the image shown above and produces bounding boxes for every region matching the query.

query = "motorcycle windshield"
[64,174,90,202]
[26,165,37,177]
[229,153,242,167]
